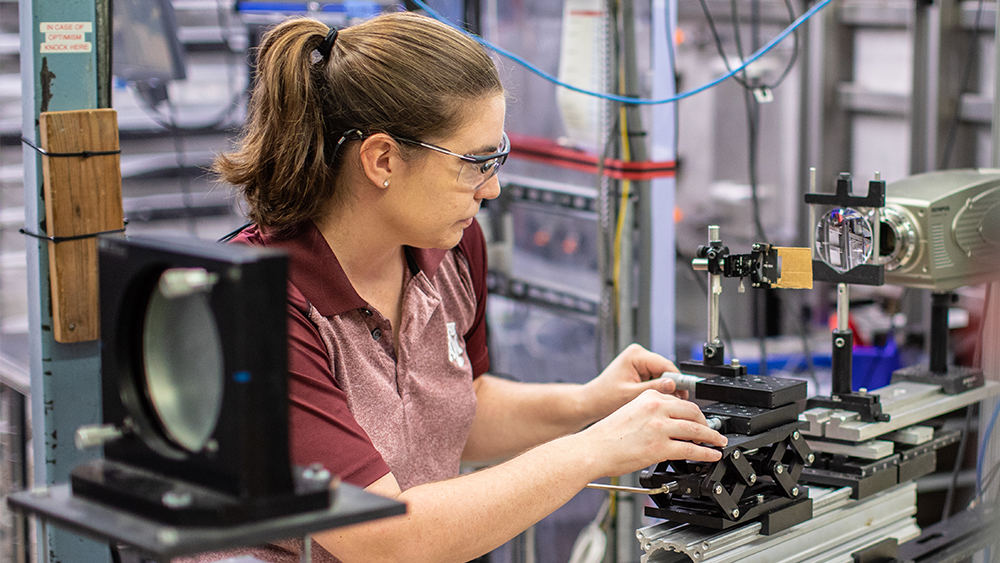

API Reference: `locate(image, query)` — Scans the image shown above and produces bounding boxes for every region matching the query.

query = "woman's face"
[385,93,506,249]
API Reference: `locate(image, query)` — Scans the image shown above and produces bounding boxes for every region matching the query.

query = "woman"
[213,11,726,562]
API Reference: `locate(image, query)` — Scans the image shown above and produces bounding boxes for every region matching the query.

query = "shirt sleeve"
[458,219,490,378]
[285,287,391,488]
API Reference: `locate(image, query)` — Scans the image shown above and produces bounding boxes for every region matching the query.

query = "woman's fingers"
[665,440,723,462]
[658,419,727,448]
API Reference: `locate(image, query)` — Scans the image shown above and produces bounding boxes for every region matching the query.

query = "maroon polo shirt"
[232,220,489,490]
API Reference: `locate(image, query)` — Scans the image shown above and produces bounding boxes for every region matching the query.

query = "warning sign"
[39,22,92,54]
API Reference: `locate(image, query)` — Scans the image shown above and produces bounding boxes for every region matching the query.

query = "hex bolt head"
[756,494,765,504]
[748,473,757,484]
[732,450,741,459]
[714,484,724,495]
[775,464,784,474]
[791,487,799,497]
[807,453,815,464]
[792,431,800,440]
[731,508,740,518]
[731,358,741,367]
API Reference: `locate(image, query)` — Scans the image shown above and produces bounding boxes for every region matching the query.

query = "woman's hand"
[578,389,727,478]
[576,343,687,425]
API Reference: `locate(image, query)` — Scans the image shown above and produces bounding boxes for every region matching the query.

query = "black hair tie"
[318,28,338,60]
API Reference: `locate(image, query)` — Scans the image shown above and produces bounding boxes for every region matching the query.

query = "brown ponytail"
[214,12,503,238]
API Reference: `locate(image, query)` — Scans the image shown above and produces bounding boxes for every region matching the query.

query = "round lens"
[878,206,918,271]
[142,269,224,453]
[814,207,873,273]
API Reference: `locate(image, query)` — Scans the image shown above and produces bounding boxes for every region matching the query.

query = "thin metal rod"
[837,283,849,332]
[708,225,721,345]
[872,171,881,265]
[808,167,817,255]
[586,482,678,495]
[301,534,311,563]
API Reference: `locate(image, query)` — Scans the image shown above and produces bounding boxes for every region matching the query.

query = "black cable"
[767,0,801,92]
[699,0,799,93]
[697,0,752,90]
[943,405,974,520]
[939,0,985,170]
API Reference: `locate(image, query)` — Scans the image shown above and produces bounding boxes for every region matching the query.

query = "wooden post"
[38,108,122,342]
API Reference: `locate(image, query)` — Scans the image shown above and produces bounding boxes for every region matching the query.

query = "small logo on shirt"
[446,322,466,368]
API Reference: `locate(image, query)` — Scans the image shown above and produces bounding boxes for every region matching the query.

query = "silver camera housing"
[879,169,1000,291]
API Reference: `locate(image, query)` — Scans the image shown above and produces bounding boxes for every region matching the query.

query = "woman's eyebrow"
[467,143,499,154]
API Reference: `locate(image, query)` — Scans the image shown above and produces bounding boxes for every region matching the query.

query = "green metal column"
[18,0,110,561]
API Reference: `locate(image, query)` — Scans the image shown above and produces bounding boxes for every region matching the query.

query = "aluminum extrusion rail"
[637,483,919,563]
[801,381,1000,442]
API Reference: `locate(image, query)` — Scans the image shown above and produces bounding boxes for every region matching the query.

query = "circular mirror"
[814,207,873,273]
[142,269,224,453]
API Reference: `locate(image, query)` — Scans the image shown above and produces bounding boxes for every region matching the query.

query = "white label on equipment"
[39,22,92,53]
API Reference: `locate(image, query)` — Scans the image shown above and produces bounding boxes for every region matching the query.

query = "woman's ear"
[357,133,398,189]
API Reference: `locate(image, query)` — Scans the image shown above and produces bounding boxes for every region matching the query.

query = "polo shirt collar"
[260,221,448,317]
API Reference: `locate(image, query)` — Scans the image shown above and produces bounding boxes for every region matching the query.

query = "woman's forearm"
[317,432,596,562]
[462,374,591,462]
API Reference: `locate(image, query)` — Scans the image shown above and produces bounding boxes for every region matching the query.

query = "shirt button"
[371,328,382,341]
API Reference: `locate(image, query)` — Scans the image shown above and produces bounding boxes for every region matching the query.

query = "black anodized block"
[801,465,898,500]
[897,450,936,484]
[696,375,807,408]
[759,497,813,535]
[701,401,803,435]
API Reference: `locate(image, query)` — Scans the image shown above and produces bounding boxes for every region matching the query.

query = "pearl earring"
[382,179,390,188]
